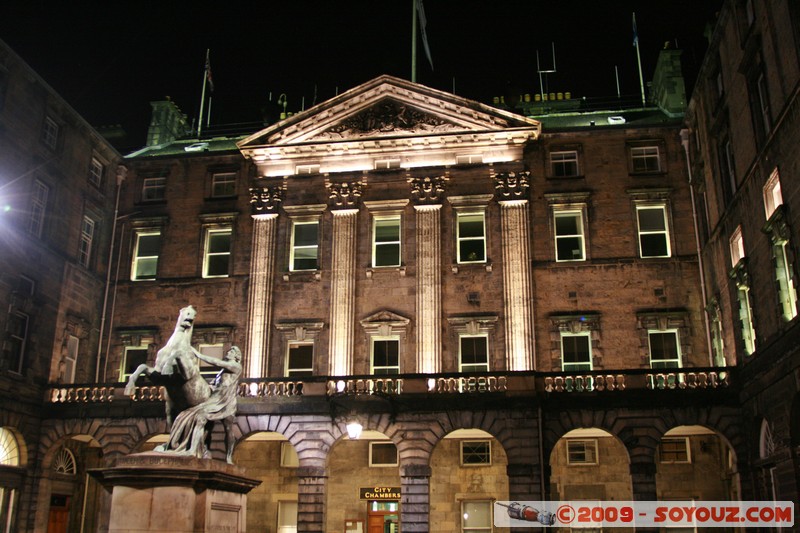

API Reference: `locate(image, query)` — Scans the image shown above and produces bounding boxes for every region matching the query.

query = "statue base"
[90,452,261,533]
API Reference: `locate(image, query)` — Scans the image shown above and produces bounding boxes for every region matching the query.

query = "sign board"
[359,486,401,500]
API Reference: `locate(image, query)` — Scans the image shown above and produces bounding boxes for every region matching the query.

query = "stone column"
[410,176,448,373]
[400,464,431,532]
[326,180,363,376]
[507,463,542,501]
[496,172,534,370]
[245,185,284,377]
[296,466,327,532]
[629,459,658,532]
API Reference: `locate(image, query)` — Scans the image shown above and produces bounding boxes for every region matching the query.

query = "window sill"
[366,266,406,278]
[546,174,585,180]
[283,271,322,282]
[452,262,492,274]
[630,170,666,177]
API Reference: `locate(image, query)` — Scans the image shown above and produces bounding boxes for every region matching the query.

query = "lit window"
[88,157,104,187]
[290,221,319,271]
[211,172,236,198]
[0,428,20,466]
[203,227,232,278]
[28,180,49,238]
[554,210,585,261]
[142,177,166,201]
[457,212,486,263]
[64,335,79,384]
[763,168,783,219]
[280,442,299,467]
[729,226,745,266]
[659,437,691,463]
[369,442,398,467]
[42,116,59,149]
[374,159,400,170]
[277,501,298,533]
[131,231,161,281]
[461,440,491,466]
[53,447,76,475]
[550,150,579,177]
[561,332,592,371]
[78,216,95,268]
[7,311,28,374]
[197,344,224,379]
[286,344,313,377]
[371,338,399,374]
[295,164,320,175]
[566,439,598,465]
[462,501,492,532]
[121,346,148,381]
[648,330,681,369]
[373,216,401,267]
[774,240,798,321]
[631,146,661,173]
[636,205,671,258]
[737,285,757,355]
[459,335,489,372]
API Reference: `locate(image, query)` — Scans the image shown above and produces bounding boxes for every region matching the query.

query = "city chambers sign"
[359,486,401,500]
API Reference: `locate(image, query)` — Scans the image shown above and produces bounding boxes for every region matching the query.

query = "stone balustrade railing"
[45,368,732,404]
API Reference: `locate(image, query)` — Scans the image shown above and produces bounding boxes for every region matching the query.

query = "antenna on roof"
[536,43,557,103]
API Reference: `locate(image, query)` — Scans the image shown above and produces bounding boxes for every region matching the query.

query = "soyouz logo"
[494,501,794,528]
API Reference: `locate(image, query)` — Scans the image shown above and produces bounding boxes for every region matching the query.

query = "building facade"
[685,0,800,509]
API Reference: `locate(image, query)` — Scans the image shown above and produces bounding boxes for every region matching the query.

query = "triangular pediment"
[359,309,411,327]
[239,75,540,149]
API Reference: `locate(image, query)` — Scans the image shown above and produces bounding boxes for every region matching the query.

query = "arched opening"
[430,429,509,533]
[0,427,26,532]
[40,435,103,533]
[233,431,299,532]
[134,433,169,453]
[327,429,400,533]
[655,425,739,501]
[549,428,633,500]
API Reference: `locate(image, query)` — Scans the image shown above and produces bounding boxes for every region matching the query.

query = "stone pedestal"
[90,453,261,533]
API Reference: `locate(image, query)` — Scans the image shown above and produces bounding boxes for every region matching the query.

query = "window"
[197,344,224,379]
[730,226,745,266]
[374,159,400,170]
[566,439,598,465]
[203,227,232,278]
[131,231,161,281]
[280,442,299,467]
[286,343,313,377]
[142,177,166,201]
[290,221,319,271]
[660,437,691,463]
[28,180,48,238]
[456,154,483,165]
[737,285,757,355]
[774,240,798,321]
[462,501,492,532]
[461,440,491,466]
[636,205,671,258]
[64,335,79,383]
[550,150,579,177]
[457,212,486,263]
[78,216,95,268]
[763,168,783,219]
[88,157,104,187]
[42,116,59,149]
[459,335,489,372]
[121,346,148,380]
[561,332,592,371]
[649,330,681,368]
[369,442,398,467]
[554,210,585,261]
[0,428,19,466]
[631,146,661,173]
[295,164,320,175]
[211,172,236,198]
[277,501,298,533]
[6,312,28,374]
[719,139,736,202]
[373,216,401,267]
[371,338,399,374]
[755,71,772,136]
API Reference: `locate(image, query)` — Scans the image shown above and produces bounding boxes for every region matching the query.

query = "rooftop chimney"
[146,99,188,147]
[650,49,687,117]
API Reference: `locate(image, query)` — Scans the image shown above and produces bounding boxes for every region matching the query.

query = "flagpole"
[198,49,210,137]
[633,13,646,106]
[411,0,417,82]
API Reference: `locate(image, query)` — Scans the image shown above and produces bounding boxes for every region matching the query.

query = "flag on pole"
[417,0,434,71]
[632,12,639,47]
[205,50,214,92]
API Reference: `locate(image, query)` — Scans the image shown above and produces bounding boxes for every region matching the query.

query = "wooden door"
[46,495,70,533]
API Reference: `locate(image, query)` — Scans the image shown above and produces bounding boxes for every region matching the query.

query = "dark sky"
[1,1,721,151]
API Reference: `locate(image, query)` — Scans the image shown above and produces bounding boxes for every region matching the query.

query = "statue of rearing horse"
[124,305,211,427]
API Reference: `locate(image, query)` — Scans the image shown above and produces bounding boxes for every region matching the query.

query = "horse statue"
[124,305,212,427]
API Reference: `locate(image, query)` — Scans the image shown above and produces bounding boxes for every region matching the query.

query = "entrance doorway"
[46,494,70,533]
[367,501,399,533]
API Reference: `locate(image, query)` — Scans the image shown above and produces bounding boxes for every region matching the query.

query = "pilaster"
[400,464,431,532]
[297,466,327,532]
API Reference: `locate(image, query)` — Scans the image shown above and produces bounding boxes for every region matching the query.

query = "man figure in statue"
[156,346,242,463]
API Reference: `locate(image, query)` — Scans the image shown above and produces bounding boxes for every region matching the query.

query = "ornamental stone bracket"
[326,179,366,209]
[494,171,531,200]
[249,182,286,215]
[762,205,791,242]
[729,258,751,287]
[409,175,449,204]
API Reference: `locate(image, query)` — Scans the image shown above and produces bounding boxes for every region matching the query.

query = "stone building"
[0,38,122,530]
[684,0,800,508]
[4,5,795,530]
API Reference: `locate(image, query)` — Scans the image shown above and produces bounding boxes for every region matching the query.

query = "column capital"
[326,179,365,209]
[249,184,285,215]
[409,175,448,205]
[494,170,530,201]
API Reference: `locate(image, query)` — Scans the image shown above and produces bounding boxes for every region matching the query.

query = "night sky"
[1,1,721,151]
